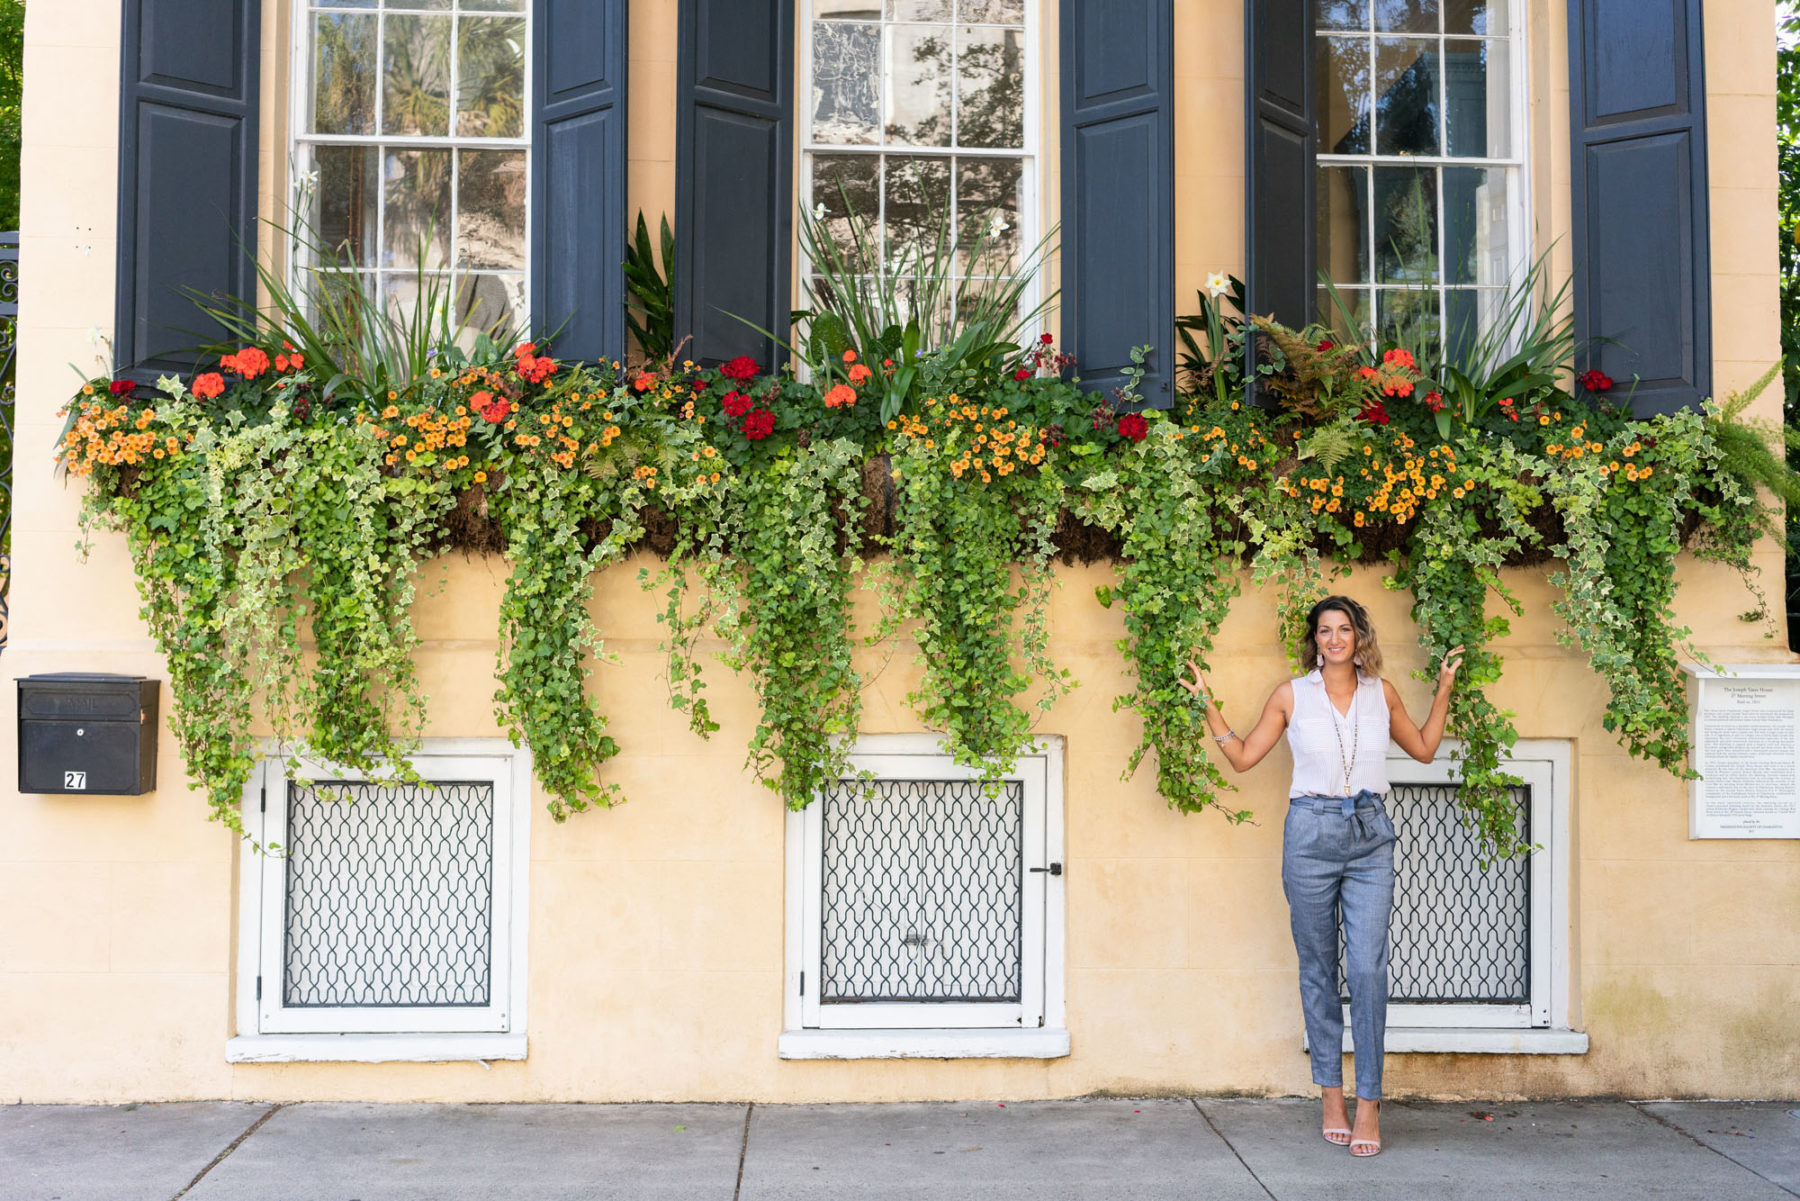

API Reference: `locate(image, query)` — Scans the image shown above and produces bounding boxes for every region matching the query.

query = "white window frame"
[1328,739,1584,1056]
[1313,4,1532,340]
[797,0,1044,340]
[227,739,532,1063]
[780,734,1068,1059]
[285,0,534,327]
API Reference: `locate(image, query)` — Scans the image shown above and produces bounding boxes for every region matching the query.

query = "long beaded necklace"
[1329,679,1358,796]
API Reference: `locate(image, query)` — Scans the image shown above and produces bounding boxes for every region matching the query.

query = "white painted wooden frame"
[230,739,532,1061]
[782,734,1068,1058]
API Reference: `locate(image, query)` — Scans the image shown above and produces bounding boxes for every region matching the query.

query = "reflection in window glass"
[298,0,530,336]
[1311,0,1520,354]
[804,0,1033,320]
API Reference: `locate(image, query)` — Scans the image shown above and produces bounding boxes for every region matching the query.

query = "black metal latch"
[1029,863,1063,877]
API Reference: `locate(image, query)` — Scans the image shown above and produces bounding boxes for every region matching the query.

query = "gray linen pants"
[1282,792,1397,1100]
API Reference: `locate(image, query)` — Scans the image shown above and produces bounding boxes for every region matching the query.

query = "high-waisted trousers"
[1282,790,1397,1099]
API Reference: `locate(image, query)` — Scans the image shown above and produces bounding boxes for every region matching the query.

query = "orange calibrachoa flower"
[56,400,171,476]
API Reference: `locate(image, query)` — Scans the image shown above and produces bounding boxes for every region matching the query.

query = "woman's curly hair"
[1298,594,1383,678]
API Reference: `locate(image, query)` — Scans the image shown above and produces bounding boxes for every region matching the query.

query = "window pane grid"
[804,0,1032,312]
[295,0,529,331]
[1314,0,1520,348]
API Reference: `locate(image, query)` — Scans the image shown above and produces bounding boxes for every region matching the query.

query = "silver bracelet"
[1213,728,1236,747]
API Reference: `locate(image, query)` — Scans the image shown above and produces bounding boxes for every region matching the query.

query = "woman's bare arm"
[1385,645,1463,763]
[1177,661,1293,772]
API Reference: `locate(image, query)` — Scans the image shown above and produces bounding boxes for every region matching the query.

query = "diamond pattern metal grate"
[1340,783,1531,1004]
[283,780,495,1008]
[820,779,1024,1003]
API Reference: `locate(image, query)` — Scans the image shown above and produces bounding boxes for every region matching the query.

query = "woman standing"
[1180,596,1461,1158]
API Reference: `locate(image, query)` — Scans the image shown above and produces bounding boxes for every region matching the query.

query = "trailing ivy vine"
[1396,442,1539,855]
[711,436,871,807]
[890,395,1073,776]
[1077,422,1247,820]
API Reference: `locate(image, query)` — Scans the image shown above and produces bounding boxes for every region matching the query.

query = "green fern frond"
[1297,419,1358,472]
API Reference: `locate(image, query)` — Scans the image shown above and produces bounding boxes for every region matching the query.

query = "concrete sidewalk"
[1,1098,1795,1201]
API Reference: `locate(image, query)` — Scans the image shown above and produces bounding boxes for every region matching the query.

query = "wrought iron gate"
[0,231,17,652]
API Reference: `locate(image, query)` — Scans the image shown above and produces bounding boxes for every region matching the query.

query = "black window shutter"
[674,0,794,369]
[115,0,260,377]
[1060,0,1175,407]
[532,0,629,363]
[1569,0,1710,415]
[1244,0,1315,378]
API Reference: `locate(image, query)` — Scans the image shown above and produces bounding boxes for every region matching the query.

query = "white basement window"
[1327,739,1585,1055]
[228,741,531,1063]
[780,734,1068,1059]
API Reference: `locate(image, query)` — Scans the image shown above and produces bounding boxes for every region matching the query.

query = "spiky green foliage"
[625,211,676,364]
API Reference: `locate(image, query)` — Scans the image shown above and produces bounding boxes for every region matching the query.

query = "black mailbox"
[18,674,160,795]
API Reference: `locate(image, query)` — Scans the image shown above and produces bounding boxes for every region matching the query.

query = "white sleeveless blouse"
[1287,669,1392,798]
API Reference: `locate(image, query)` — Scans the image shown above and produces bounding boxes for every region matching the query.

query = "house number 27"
[64,771,87,790]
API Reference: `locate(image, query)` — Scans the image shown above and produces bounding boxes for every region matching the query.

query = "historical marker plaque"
[1689,666,1800,839]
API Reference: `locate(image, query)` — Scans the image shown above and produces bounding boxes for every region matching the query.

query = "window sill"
[226,1033,527,1064]
[778,1028,1071,1060]
[1308,1028,1590,1055]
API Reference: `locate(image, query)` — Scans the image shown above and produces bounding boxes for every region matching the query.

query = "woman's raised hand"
[1177,657,1209,701]
[1437,645,1466,691]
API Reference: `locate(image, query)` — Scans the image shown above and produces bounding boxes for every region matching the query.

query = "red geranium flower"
[1423,389,1445,413]
[742,408,775,440]
[1359,399,1391,426]
[721,356,760,382]
[1382,347,1416,371]
[516,353,556,384]
[1317,340,1335,352]
[232,346,271,379]
[823,383,857,409]
[721,390,753,418]
[479,396,512,423]
[1040,332,1055,345]
[1579,369,1613,393]
[108,379,134,397]
[1014,368,1031,381]
[1116,412,1149,442]
[191,372,225,400]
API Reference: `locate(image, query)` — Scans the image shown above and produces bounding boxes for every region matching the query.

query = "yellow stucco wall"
[1,0,1794,1104]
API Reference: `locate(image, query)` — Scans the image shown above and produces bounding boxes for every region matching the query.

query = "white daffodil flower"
[988,213,1010,238]
[1206,271,1230,298]
[813,201,828,220]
